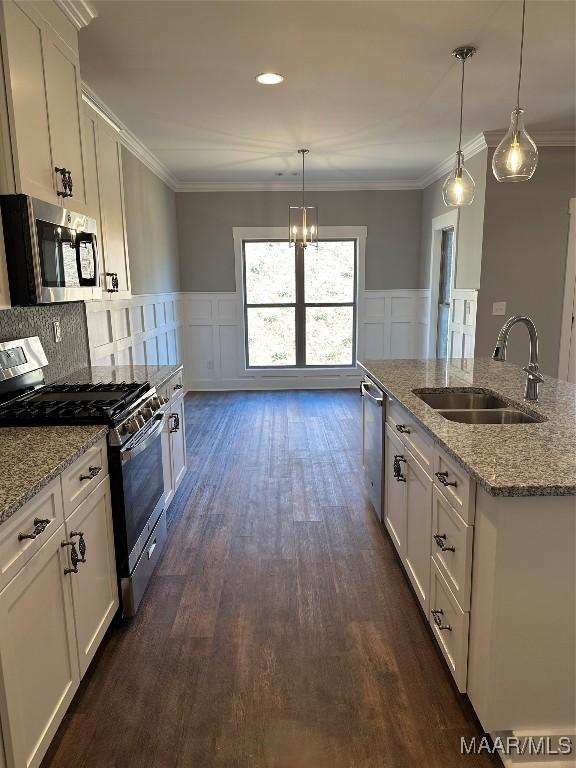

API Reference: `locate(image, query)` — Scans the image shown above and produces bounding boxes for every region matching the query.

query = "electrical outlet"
[492,302,507,316]
[53,319,62,343]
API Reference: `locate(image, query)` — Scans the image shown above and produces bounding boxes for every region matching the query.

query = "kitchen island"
[359,357,575,751]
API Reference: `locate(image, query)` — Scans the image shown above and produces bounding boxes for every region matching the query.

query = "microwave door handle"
[120,415,165,463]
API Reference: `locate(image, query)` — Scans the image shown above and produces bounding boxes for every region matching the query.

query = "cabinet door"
[384,425,406,556]
[162,416,175,509]
[0,523,80,768]
[170,395,187,492]
[82,103,103,224]
[0,1,56,202]
[66,477,118,678]
[43,24,87,210]
[404,452,433,611]
[97,122,131,296]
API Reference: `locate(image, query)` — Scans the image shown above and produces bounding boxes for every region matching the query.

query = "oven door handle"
[120,415,165,463]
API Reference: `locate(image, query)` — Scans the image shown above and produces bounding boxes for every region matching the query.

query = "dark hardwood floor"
[42,390,499,768]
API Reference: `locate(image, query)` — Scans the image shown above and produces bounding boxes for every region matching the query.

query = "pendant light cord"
[457,56,465,153]
[516,0,526,109]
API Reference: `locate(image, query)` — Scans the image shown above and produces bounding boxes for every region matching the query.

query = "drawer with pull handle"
[432,487,473,610]
[61,438,108,517]
[433,445,475,524]
[0,475,64,592]
[429,559,470,692]
[387,398,434,477]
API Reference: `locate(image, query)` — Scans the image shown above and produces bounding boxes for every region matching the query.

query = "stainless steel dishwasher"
[360,377,385,521]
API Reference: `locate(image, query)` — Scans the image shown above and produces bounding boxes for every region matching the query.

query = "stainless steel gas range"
[0,336,170,615]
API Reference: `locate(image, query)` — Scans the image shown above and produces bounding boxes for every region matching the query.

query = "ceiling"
[79,0,576,187]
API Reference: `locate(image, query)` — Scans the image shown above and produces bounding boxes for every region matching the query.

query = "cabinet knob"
[70,531,87,563]
[80,466,101,482]
[431,608,452,631]
[435,471,457,488]
[433,533,455,552]
[62,540,79,574]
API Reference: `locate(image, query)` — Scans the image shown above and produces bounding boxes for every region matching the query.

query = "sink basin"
[415,389,509,410]
[437,409,544,425]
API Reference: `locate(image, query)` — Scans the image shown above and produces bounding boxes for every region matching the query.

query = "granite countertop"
[0,425,108,525]
[359,358,576,497]
[54,363,183,391]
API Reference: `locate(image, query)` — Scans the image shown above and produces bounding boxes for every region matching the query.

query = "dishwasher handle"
[361,381,384,407]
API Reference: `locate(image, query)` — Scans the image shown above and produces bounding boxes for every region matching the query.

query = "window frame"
[241,237,358,369]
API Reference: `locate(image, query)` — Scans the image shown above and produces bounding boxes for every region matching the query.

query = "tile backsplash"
[0,302,90,383]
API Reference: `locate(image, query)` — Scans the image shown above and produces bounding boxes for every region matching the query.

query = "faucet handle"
[523,363,544,383]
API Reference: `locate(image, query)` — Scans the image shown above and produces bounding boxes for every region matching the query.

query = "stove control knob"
[127,418,139,434]
[141,406,153,420]
[136,414,146,428]
[150,397,160,412]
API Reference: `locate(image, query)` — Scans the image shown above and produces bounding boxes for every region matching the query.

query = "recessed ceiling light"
[255,72,285,85]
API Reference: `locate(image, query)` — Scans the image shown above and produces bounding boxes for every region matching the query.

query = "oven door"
[120,415,165,572]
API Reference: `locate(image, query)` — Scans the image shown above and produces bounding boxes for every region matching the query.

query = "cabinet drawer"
[61,439,108,517]
[433,445,475,524]
[429,560,470,693]
[0,476,64,592]
[167,369,184,399]
[431,488,473,611]
[387,398,434,477]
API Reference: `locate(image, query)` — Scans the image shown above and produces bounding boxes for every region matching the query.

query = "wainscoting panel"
[182,290,432,391]
[449,289,478,362]
[86,293,184,371]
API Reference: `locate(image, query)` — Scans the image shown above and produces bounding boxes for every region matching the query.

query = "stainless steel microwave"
[0,195,100,305]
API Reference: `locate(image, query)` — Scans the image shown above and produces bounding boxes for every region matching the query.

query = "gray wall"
[420,149,487,289]
[0,303,89,382]
[122,148,180,295]
[176,190,422,292]
[475,147,576,376]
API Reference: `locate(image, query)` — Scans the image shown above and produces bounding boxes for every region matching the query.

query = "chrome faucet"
[492,315,544,401]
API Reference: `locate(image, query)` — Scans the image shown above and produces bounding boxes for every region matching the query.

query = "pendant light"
[442,46,476,208]
[492,0,538,182]
[289,149,318,248]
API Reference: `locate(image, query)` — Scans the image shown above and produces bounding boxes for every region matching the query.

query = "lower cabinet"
[0,522,80,768]
[384,424,406,555]
[404,452,433,611]
[0,451,118,768]
[163,391,187,509]
[66,477,118,677]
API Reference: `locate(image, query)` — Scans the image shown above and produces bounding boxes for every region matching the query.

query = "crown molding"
[55,0,97,30]
[173,178,422,192]
[417,132,488,189]
[483,129,576,147]
[81,83,179,191]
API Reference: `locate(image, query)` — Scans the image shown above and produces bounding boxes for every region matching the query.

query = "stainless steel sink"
[415,389,510,410]
[437,409,544,425]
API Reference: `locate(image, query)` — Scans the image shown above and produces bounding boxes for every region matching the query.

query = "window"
[242,239,357,368]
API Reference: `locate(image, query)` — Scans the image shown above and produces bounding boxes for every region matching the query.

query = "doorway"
[428,210,459,358]
[559,198,576,382]
[436,228,455,358]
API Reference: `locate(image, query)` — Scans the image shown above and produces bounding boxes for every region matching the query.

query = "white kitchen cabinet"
[0,1,88,210]
[404,451,433,611]
[0,522,80,768]
[162,387,187,508]
[65,477,118,677]
[383,424,406,557]
[97,119,131,296]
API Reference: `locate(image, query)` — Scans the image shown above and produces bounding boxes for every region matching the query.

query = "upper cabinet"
[0,0,88,210]
[83,101,131,297]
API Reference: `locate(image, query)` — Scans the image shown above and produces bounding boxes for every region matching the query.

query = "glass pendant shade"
[492,108,538,182]
[289,205,318,248]
[442,152,475,207]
